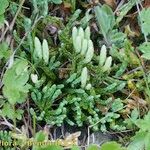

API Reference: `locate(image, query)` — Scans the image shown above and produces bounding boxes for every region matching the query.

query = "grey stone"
[89,132,116,145]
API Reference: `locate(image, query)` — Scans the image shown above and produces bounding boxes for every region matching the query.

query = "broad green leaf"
[0,14,5,27]
[135,112,150,131]
[0,42,11,59]
[138,42,150,60]
[138,42,150,54]
[1,102,24,120]
[71,146,81,150]
[87,144,100,150]
[0,0,9,27]
[140,8,150,36]
[145,132,150,150]
[128,131,146,150]
[0,0,9,15]
[33,144,63,150]
[35,131,48,141]
[3,87,20,104]
[141,53,150,60]
[1,102,15,120]
[32,131,50,150]
[2,59,30,105]
[131,108,139,121]
[94,5,115,40]
[101,142,126,150]
[44,145,63,150]
[128,112,150,150]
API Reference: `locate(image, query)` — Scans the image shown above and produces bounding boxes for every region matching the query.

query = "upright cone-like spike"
[74,36,82,53]
[84,26,91,40]
[72,27,78,47]
[99,45,107,66]
[34,37,42,61]
[81,67,88,88]
[81,39,88,55]
[42,39,49,64]
[78,27,84,41]
[102,56,112,72]
[84,40,94,63]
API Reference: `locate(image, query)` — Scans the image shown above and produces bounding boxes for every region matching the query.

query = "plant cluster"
[0,0,9,27]
[0,0,150,149]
